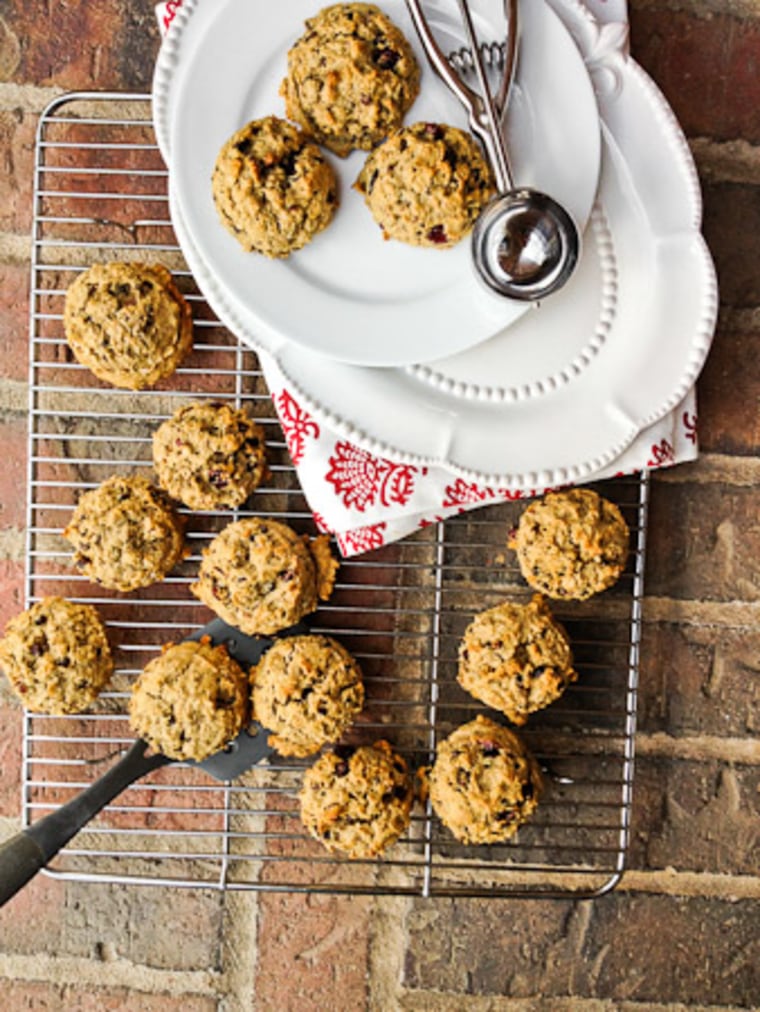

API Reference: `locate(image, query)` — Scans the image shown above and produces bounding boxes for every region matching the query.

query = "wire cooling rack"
[22,93,648,898]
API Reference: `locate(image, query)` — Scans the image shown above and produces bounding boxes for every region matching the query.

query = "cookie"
[425,716,542,845]
[0,597,114,714]
[457,595,577,726]
[251,634,364,757]
[280,3,420,157]
[299,741,414,858]
[211,115,338,258]
[63,474,186,592]
[63,262,193,390]
[128,638,248,762]
[354,121,495,247]
[509,488,630,600]
[191,518,337,635]
[153,400,268,511]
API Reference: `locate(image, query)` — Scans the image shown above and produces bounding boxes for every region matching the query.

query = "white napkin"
[156,0,698,557]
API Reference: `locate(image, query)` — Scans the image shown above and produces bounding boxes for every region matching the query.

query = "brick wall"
[0,1,758,1010]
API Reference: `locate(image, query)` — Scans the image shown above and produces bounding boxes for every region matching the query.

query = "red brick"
[646,479,759,602]
[0,700,23,817]
[4,2,161,93]
[697,321,760,456]
[0,865,66,955]
[630,10,760,145]
[403,893,760,1005]
[0,412,28,528]
[0,559,25,628]
[0,981,216,1012]
[0,107,36,235]
[0,264,31,385]
[255,891,371,1012]
[702,182,760,309]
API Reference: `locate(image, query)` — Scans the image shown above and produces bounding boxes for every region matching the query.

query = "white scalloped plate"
[162,0,717,487]
[165,0,601,367]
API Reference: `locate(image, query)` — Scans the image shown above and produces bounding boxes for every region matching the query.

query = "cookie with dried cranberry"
[212,115,338,258]
[153,400,268,511]
[424,716,542,845]
[191,518,338,636]
[355,121,495,247]
[299,741,414,858]
[250,634,364,757]
[0,597,114,714]
[458,595,577,726]
[63,474,186,592]
[64,262,193,390]
[280,3,420,157]
[128,639,248,761]
[509,488,630,600]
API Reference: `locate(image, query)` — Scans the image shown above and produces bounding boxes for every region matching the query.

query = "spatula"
[0,616,282,907]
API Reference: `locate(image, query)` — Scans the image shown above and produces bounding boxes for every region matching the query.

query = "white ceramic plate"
[166,0,601,367]
[166,0,717,487]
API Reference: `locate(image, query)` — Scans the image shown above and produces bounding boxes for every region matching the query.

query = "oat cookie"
[63,474,186,592]
[425,716,542,845]
[281,3,420,157]
[212,115,338,258]
[299,741,413,858]
[192,518,337,636]
[64,262,193,390]
[128,639,248,761]
[458,595,577,726]
[355,121,495,247]
[251,634,364,757]
[0,597,114,714]
[153,400,268,511]
[509,488,630,600]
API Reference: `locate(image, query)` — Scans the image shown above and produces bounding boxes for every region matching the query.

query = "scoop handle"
[0,740,168,907]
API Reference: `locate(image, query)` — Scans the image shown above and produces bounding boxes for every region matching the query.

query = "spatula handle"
[0,739,168,907]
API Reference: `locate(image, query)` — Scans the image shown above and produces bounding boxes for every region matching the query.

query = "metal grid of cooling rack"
[22,92,648,898]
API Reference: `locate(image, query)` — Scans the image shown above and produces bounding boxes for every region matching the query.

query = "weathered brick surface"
[0,862,66,954]
[0,263,31,380]
[703,183,760,308]
[0,981,217,1011]
[697,320,760,457]
[0,411,28,529]
[0,106,36,236]
[630,8,760,146]
[645,478,759,601]
[403,893,760,1005]
[0,698,22,816]
[255,892,372,1012]
[638,621,760,736]
[2,2,160,93]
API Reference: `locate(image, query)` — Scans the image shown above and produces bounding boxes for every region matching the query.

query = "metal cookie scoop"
[406,0,580,300]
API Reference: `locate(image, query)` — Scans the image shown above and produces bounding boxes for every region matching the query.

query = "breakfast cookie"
[63,474,186,592]
[457,595,577,726]
[299,741,414,858]
[212,115,338,258]
[251,634,364,757]
[509,488,630,600]
[0,597,114,714]
[192,518,337,635]
[280,3,420,157]
[153,400,268,511]
[354,121,495,247]
[424,716,542,845]
[128,638,248,762]
[63,262,193,390]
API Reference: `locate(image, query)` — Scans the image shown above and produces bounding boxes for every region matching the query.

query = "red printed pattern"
[162,0,184,30]
[337,522,387,556]
[682,411,698,445]
[647,439,675,468]
[325,442,424,512]
[275,389,320,466]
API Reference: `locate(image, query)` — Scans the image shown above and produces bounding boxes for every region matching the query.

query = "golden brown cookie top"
[509,488,630,600]
[0,597,114,714]
[280,3,420,157]
[63,262,193,390]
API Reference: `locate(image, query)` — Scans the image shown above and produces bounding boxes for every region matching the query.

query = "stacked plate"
[154,0,717,489]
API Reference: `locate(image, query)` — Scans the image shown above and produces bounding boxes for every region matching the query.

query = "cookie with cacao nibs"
[211,115,338,258]
[0,597,114,714]
[280,3,420,157]
[153,400,268,511]
[354,121,495,248]
[457,595,577,726]
[424,716,542,845]
[299,741,414,858]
